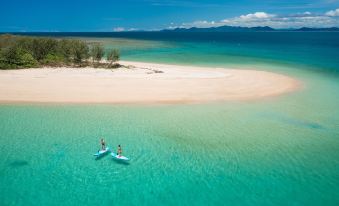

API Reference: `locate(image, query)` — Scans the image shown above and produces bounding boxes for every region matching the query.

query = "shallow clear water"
[1,32,339,205]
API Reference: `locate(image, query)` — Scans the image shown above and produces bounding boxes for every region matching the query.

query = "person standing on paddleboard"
[117,145,122,156]
[100,138,106,150]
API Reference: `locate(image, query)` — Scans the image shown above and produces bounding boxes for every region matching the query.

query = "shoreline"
[0,61,301,104]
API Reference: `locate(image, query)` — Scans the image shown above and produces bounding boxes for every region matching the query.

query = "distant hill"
[292,27,339,32]
[162,26,275,32]
[162,26,339,32]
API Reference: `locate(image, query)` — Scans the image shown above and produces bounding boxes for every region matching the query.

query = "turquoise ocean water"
[0,32,339,205]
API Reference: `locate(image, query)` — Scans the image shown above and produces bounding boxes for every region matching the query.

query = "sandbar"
[0,61,300,104]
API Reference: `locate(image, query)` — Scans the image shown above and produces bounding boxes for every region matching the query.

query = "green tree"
[0,44,21,66]
[90,43,104,64]
[107,49,120,67]
[0,49,13,69]
[70,40,89,65]
[58,39,72,63]
[19,53,38,68]
[0,35,120,69]
[42,53,64,66]
[31,38,58,61]
[0,44,38,69]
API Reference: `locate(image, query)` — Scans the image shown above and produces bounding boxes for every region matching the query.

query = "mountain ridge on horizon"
[161,25,339,32]
[1,26,339,33]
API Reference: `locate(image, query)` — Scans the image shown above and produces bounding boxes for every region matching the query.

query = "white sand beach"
[0,61,300,104]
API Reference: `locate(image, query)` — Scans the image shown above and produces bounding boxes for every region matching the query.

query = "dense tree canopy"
[0,34,120,69]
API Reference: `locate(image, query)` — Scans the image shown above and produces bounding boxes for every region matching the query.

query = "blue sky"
[1,0,339,31]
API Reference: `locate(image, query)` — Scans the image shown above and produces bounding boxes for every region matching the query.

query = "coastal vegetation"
[90,43,104,64]
[107,49,120,67]
[0,34,120,69]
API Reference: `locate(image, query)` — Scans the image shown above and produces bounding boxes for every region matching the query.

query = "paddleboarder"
[100,138,106,150]
[117,145,122,156]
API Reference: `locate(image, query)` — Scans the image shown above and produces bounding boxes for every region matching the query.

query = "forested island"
[0,34,120,69]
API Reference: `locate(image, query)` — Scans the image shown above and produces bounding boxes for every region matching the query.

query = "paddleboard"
[111,152,129,161]
[94,147,110,157]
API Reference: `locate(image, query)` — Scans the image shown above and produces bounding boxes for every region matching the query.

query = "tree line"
[0,34,120,69]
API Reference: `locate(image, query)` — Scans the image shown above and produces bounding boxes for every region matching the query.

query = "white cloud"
[176,10,339,29]
[180,20,225,28]
[113,27,125,32]
[113,27,140,32]
[240,12,275,20]
[326,8,339,16]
